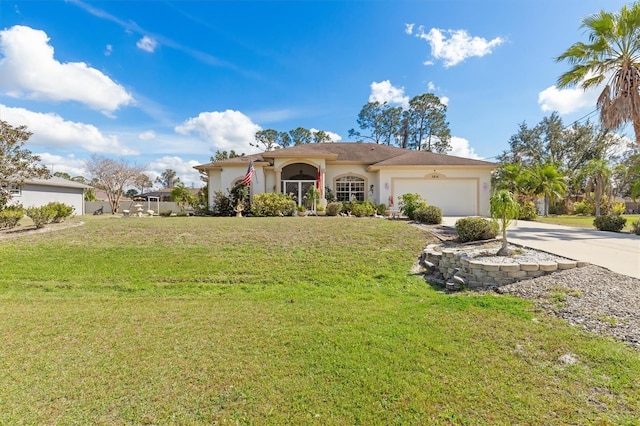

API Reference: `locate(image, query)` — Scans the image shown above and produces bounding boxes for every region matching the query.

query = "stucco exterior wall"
[325,164,380,203]
[378,167,492,216]
[203,159,492,216]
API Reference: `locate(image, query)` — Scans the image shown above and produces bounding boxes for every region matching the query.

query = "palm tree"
[580,159,612,217]
[530,163,567,216]
[490,190,519,256]
[557,3,640,148]
[491,162,526,194]
[170,184,196,211]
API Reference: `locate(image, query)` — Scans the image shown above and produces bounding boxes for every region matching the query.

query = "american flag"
[241,161,255,186]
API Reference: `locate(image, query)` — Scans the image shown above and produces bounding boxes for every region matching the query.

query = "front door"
[282,180,316,206]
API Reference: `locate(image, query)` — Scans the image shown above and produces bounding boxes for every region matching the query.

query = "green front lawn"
[0,216,638,424]
[536,214,640,231]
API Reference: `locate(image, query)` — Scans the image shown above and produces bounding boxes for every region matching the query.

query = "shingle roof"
[25,176,92,189]
[194,143,495,169]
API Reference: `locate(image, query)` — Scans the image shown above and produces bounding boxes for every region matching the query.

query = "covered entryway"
[393,178,478,216]
[281,162,320,206]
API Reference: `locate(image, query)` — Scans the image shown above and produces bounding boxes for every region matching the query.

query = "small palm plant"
[490,190,519,256]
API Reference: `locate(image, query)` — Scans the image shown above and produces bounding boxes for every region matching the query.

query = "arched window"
[335,176,365,202]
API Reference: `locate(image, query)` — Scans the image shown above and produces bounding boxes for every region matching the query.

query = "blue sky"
[0,0,631,187]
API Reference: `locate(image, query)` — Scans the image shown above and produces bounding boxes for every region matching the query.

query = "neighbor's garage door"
[394,179,477,216]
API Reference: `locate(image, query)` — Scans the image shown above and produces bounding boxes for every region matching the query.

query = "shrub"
[611,202,626,216]
[398,193,427,220]
[555,199,574,215]
[517,201,537,220]
[414,205,442,224]
[211,190,234,216]
[455,217,499,243]
[159,210,173,217]
[326,202,342,216]
[631,219,640,235]
[350,201,375,217]
[0,204,24,229]
[251,193,296,217]
[46,202,74,223]
[573,201,592,216]
[376,203,387,216]
[176,211,190,217]
[593,215,627,232]
[25,205,55,228]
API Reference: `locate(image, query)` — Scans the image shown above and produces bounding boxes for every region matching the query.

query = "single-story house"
[194,143,496,216]
[7,176,91,215]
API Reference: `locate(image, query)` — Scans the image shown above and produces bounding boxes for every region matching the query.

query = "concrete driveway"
[441,217,640,279]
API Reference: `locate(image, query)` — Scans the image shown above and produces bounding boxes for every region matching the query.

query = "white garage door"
[394,179,477,216]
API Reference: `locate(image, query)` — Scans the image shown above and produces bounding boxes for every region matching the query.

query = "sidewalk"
[441,217,640,279]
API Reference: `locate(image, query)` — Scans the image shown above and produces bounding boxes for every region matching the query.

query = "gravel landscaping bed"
[419,223,640,350]
[497,265,640,349]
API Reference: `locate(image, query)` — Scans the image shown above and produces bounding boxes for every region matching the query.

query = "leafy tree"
[530,163,567,216]
[348,101,401,145]
[612,149,640,198]
[580,159,612,216]
[252,129,279,151]
[53,171,72,180]
[72,175,89,184]
[312,130,332,144]
[212,150,244,162]
[557,2,640,148]
[0,121,50,209]
[84,187,97,202]
[155,169,181,188]
[170,183,197,211]
[490,190,519,256]
[278,132,292,148]
[86,155,144,214]
[289,127,312,145]
[134,173,153,194]
[407,93,451,152]
[125,189,139,198]
[631,180,640,201]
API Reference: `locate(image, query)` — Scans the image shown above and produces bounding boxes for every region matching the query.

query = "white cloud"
[0,104,137,155]
[104,44,113,56]
[310,128,341,142]
[447,136,482,159]
[38,153,88,177]
[145,156,203,188]
[138,130,156,140]
[427,81,436,91]
[0,25,133,114]
[369,80,409,107]
[175,110,262,154]
[538,85,599,115]
[414,27,505,67]
[405,23,414,35]
[136,36,158,53]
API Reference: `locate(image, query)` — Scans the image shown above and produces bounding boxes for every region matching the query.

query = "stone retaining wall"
[420,244,590,290]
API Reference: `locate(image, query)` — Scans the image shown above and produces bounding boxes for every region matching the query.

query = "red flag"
[316,165,322,189]
[241,161,255,186]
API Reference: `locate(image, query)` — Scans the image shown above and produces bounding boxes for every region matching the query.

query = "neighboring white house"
[195,143,496,216]
[7,176,90,215]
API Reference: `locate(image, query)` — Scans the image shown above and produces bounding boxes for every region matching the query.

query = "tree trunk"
[544,194,550,216]
[632,111,640,150]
